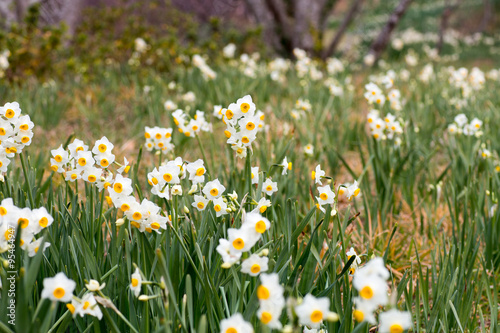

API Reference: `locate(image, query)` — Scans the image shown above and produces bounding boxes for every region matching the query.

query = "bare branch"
[369,0,414,62]
[322,0,363,59]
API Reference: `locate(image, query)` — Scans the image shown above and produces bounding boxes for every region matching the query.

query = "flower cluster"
[144,126,174,152]
[216,211,271,268]
[192,54,217,80]
[256,273,284,329]
[108,174,169,233]
[42,272,103,320]
[172,109,212,138]
[0,102,34,172]
[447,114,483,137]
[294,48,323,81]
[367,110,404,142]
[221,95,264,158]
[0,198,53,255]
[352,257,411,332]
[50,137,129,188]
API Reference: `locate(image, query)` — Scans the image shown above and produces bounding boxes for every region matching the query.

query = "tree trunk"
[437,0,461,54]
[476,0,493,33]
[322,0,363,59]
[369,0,414,63]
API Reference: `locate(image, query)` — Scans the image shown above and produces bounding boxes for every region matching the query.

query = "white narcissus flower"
[227,226,260,253]
[346,247,362,275]
[294,294,334,329]
[262,178,278,196]
[251,166,259,185]
[219,313,254,333]
[304,144,314,156]
[192,195,209,211]
[23,237,50,257]
[241,254,268,276]
[203,179,226,199]
[212,197,228,217]
[243,212,271,235]
[130,268,142,297]
[312,165,325,184]
[378,309,412,333]
[74,293,103,320]
[257,300,283,329]
[216,238,242,267]
[252,197,272,214]
[280,156,292,175]
[316,185,335,206]
[353,297,377,324]
[41,272,76,302]
[257,273,284,306]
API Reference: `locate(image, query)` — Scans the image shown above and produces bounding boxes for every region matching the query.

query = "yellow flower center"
[133,212,142,220]
[311,170,316,180]
[5,109,15,118]
[354,188,360,197]
[224,130,231,138]
[250,264,261,274]
[151,222,160,230]
[145,132,151,139]
[155,133,162,140]
[196,168,205,176]
[261,311,272,324]
[101,159,109,167]
[78,158,86,166]
[53,287,66,299]
[255,221,266,233]
[131,278,139,287]
[114,183,123,193]
[240,102,250,113]
[242,136,250,144]
[246,122,255,131]
[67,303,76,314]
[390,324,404,333]
[353,309,364,322]
[83,301,91,310]
[71,173,77,180]
[51,165,59,172]
[310,310,323,323]
[266,185,273,192]
[18,218,29,229]
[214,204,221,212]
[131,221,140,228]
[88,175,96,182]
[320,193,328,201]
[259,206,267,213]
[39,217,48,228]
[232,238,245,250]
[0,207,7,215]
[55,155,63,162]
[197,202,205,210]
[98,144,107,153]
[121,203,130,211]
[225,328,237,333]
[225,109,234,119]
[360,286,374,299]
[257,285,270,300]
[21,136,30,143]
[0,128,5,136]
[76,146,84,152]
[210,188,219,196]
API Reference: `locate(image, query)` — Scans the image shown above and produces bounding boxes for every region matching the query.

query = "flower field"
[1,24,500,333]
